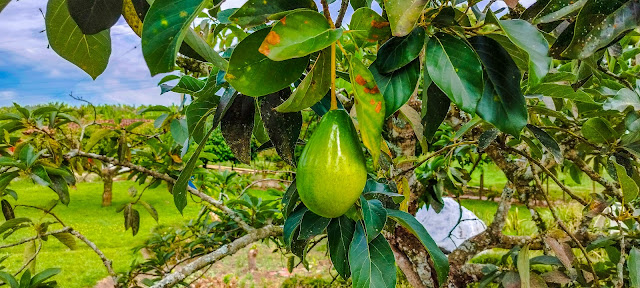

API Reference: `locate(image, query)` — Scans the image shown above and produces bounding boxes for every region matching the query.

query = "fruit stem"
[330,43,337,111]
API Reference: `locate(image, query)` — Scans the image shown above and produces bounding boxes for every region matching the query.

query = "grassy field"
[0,165,593,287]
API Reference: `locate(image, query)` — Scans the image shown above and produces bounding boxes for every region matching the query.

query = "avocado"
[297,109,367,218]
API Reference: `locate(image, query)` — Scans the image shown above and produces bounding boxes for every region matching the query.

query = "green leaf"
[350,57,385,166]
[186,90,220,143]
[383,0,428,37]
[49,174,71,205]
[259,10,342,61]
[486,11,551,85]
[139,200,159,222]
[298,211,330,239]
[370,58,420,118]
[46,0,111,79]
[581,117,618,144]
[52,232,76,250]
[614,162,638,203]
[0,217,31,235]
[349,223,396,288]
[183,28,229,71]
[0,0,11,14]
[229,0,316,27]
[226,28,309,97]
[284,207,307,248]
[31,165,52,187]
[426,33,483,114]
[533,0,588,24]
[630,247,640,288]
[67,0,122,34]
[141,0,207,76]
[374,27,424,73]
[526,83,595,103]
[360,196,387,242]
[170,119,189,145]
[259,90,302,166]
[526,124,563,163]
[2,200,14,220]
[0,172,19,191]
[562,0,640,59]
[327,216,355,280]
[173,89,236,213]
[221,95,255,164]
[30,268,61,287]
[518,245,531,288]
[163,76,206,95]
[478,128,499,151]
[603,88,640,112]
[276,49,332,112]
[470,36,528,137]
[349,8,391,45]
[282,180,298,218]
[387,209,449,285]
[0,271,18,288]
[138,105,171,114]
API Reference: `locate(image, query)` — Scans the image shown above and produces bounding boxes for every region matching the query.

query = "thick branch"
[150,225,282,288]
[65,149,253,232]
[335,0,349,27]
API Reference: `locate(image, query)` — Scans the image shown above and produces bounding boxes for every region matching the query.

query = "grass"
[0,165,594,287]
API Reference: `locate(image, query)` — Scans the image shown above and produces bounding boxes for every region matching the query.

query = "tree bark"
[101,167,114,207]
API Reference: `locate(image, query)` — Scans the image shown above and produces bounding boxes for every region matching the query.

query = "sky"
[0,0,521,107]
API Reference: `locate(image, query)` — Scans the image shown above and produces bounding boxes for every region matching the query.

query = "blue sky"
[0,0,519,107]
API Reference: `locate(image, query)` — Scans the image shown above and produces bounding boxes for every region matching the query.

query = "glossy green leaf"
[350,57,385,166]
[186,91,220,144]
[470,36,528,137]
[0,171,19,191]
[630,247,640,288]
[614,162,638,203]
[527,84,595,103]
[298,211,330,239]
[260,89,302,166]
[276,49,332,112]
[350,8,391,45]
[533,0,588,24]
[46,0,111,79]
[221,95,255,164]
[260,10,342,61]
[603,88,640,112]
[349,223,396,288]
[226,28,309,97]
[327,216,356,280]
[387,209,449,285]
[2,199,14,220]
[383,0,428,37]
[141,0,206,76]
[173,89,236,213]
[360,195,387,242]
[562,0,639,59]
[426,33,483,114]
[67,0,122,34]
[581,117,618,144]
[229,0,316,27]
[284,207,307,248]
[183,28,229,71]
[527,124,563,163]
[486,11,551,85]
[163,76,206,95]
[374,27,424,73]
[84,129,114,152]
[0,217,31,235]
[49,174,71,205]
[30,268,61,287]
[31,165,52,187]
[170,119,189,145]
[370,58,420,118]
[282,180,298,218]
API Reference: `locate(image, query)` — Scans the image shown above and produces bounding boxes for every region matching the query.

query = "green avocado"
[297,109,367,218]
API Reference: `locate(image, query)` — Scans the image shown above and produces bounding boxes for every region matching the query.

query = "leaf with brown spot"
[221,94,255,164]
[349,57,385,166]
[276,49,332,112]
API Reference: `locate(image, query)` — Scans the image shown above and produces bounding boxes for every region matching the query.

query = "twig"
[239,178,292,197]
[0,227,71,249]
[69,229,116,277]
[597,66,633,89]
[396,141,477,178]
[13,240,43,276]
[150,225,282,288]
[335,0,349,27]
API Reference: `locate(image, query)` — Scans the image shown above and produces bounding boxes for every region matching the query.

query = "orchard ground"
[0,165,592,288]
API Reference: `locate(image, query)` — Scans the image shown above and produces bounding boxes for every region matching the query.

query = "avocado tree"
[3,0,640,287]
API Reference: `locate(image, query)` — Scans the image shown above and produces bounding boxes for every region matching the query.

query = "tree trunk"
[102,168,114,207]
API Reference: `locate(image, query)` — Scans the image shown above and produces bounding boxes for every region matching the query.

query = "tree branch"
[69,229,115,277]
[335,0,349,27]
[150,225,282,288]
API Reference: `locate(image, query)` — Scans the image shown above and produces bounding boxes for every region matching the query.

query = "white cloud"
[0,90,17,103]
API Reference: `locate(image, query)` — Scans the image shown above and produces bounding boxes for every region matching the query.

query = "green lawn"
[1,179,202,287]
